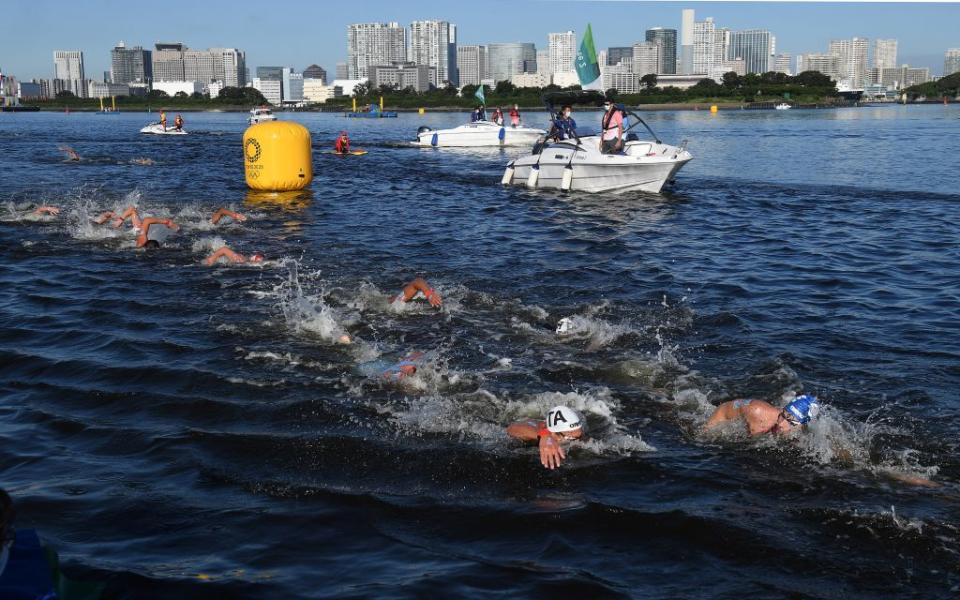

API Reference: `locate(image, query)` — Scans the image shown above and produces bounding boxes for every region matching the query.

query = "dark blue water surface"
[1,106,959,599]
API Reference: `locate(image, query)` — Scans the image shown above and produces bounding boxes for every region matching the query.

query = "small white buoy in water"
[526,164,540,188]
[560,164,574,191]
[501,162,515,185]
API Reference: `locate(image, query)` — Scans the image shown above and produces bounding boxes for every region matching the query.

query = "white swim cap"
[556,317,574,335]
[546,405,583,433]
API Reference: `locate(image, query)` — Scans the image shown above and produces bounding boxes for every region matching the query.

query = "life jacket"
[0,529,56,600]
[335,137,349,152]
[601,108,622,132]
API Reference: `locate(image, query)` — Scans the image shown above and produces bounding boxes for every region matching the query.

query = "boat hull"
[140,124,187,135]
[414,122,545,147]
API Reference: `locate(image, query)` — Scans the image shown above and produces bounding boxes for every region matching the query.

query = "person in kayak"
[159,110,167,131]
[507,405,586,469]
[335,131,351,154]
[600,99,624,154]
[704,394,820,435]
[174,114,184,131]
[509,104,521,127]
[391,277,442,307]
[211,207,247,225]
[203,245,264,266]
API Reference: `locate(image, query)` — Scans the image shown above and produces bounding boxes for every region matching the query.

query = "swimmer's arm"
[211,208,246,224]
[507,421,540,442]
[33,206,60,216]
[137,218,178,246]
[703,401,737,430]
[94,211,117,224]
[881,470,940,488]
[204,246,244,266]
[114,206,142,229]
[398,277,442,307]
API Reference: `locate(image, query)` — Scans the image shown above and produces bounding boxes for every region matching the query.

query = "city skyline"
[2,1,957,81]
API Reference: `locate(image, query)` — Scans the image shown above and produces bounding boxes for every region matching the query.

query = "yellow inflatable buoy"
[710,105,718,113]
[243,121,313,191]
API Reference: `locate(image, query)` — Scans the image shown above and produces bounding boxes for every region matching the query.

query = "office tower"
[409,20,457,86]
[335,62,348,80]
[53,50,86,97]
[303,64,327,82]
[282,68,303,102]
[679,8,695,74]
[829,37,869,86]
[796,53,840,80]
[457,45,487,86]
[252,78,281,104]
[536,50,550,75]
[773,54,792,75]
[110,41,151,84]
[487,43,536,83]
[256,66,283,80]
[211,48,246,87]
[347,22,407,79]
[548,31,576,74]
[645,28,677,74]
[632,42,660,77]
[606,47,633,67]
[872,39,897,70]
[729,30,774,74]
[152,43,186,80]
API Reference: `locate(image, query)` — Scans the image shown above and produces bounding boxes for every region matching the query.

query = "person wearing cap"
[600,99,624,154]
[335,131,351,154]
[704,394,820,435]
[507,405,585,469]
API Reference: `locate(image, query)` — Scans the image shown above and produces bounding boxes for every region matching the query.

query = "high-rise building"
[282,68,303,102]
[829,37,869,86]
[256,66,284,81]
[796,53,840,80]
[347,22,407,80]
[110,42,151,84]
[369,61,435,92]
[679,9,695,75]
[729,30,774,74]
[53,50,86,97]
[773,54,792,75]
[872,39,898,70]
[548,31,576,75]
[606,47,633,67]
[152,43,186,81]
[303,64,327,82]
[944,48,960,76]
[252,78,282,105]
[487,43,536,83]
[646,28,677,74]
[536,50,550,76]
[184,49,217,83]
[603,62,639,94]
[211,48,246,87]
[335,62,348,80]
[692,18,718,75]
[409,20,457,86]
[632,42,660,78]
[457,45,487,86]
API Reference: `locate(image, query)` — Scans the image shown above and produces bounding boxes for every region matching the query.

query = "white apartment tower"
[631,42,660,78]
[409,20,458,87]
[946,48,960,76]
[872,39,898,70]
[548,31,576,76]
[829,37,869,87]
[692,18,717,75]
[53,50,86,97]
[347,22,407,80]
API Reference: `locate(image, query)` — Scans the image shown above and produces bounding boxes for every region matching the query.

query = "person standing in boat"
[159,110,167,131]
[509,104,521,127]
[174,113,184,131]
[600,99,624,154]
[491,106,504,126]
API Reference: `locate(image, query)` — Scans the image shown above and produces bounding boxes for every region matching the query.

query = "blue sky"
[2,1,957,79]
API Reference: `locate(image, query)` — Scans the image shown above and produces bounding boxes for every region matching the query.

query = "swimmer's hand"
[426,288,442,308]
[34,206,59,216]
[539,434,566,470]
[164,219,179,231]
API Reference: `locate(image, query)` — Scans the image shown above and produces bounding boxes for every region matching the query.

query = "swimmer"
[392,277,442,307]
[130,157,155,166]
[358,351,424,379]
[704,394,819,436]
[136,217,179,248]
[94,206,142,230]
[210,208,247,225]
[32,206,60,217]
[203,245,264,266]
[58,145,80,161]
[2,202,59,222]
[507,405,585,470]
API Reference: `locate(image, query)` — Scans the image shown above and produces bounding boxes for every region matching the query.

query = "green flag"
[575,24,602,90]
[474,84,485,105]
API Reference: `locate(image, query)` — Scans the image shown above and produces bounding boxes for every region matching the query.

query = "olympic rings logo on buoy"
[245,138,262,163]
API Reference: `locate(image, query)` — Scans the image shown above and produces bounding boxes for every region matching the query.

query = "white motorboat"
[413,120,545,147]
[248,106,277,124]
[774,102,792,110]
[501,92,692,194]
[140,123,187,135]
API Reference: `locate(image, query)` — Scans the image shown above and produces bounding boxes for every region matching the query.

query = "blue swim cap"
[785,394,819,424]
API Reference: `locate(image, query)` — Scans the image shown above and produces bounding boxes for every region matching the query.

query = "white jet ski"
[502,91,692,194]
[413,120,545,148]
[140,123,187,135]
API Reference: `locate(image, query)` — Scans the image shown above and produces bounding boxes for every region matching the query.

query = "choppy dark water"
[1,106,959,598]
